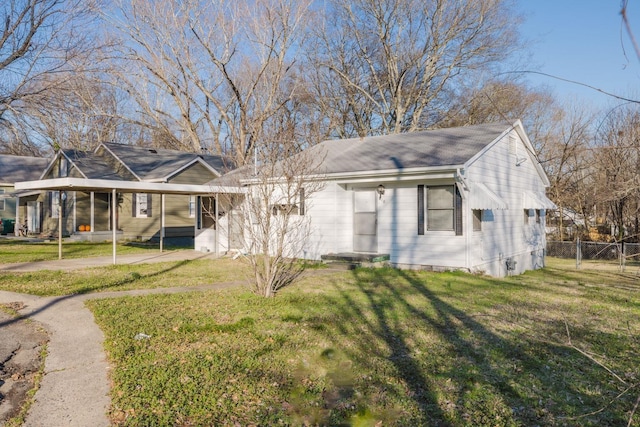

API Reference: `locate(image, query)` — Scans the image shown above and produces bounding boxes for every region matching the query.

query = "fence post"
[621,242,626,272]
[576,238,581,269]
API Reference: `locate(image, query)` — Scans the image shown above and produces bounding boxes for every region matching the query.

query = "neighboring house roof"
[102,143,229,181]
[61,149,127,181]
[0,154,50,185]
[307,122,512,175]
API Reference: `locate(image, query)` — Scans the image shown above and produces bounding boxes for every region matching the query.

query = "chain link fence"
[547,240,640,270]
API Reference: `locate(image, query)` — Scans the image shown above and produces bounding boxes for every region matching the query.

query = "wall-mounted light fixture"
[377,184,385,199]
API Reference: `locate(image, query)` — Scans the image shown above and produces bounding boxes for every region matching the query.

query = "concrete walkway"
[0,249,218,272]
[0,251,247,426]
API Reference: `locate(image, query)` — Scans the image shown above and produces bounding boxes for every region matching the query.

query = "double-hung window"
[418,185,463,235]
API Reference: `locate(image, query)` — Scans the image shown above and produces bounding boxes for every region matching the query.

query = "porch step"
[321,252,390,270]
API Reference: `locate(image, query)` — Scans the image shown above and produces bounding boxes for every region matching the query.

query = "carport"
[14,177,244,264]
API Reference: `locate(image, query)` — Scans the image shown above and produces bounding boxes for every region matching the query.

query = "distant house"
[21,143,233,244]
[0,154,50,235]
[212,120,554,277]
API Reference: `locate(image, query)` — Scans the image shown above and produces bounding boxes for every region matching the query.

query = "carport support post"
[112,189,117,265]
[160,193,165,253]
[58,191,63,260]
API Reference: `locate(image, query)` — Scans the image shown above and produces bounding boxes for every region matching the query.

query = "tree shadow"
[310,267,634,426]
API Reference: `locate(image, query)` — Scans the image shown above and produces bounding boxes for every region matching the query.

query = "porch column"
[90,192,95,233]
[73,191,77,234]
[215,193,219,255]
[160,193,165,253]
[112,189,117,264]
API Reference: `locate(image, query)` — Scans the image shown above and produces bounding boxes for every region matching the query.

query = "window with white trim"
[50,191,60,218]
[132,193,152,218]
[0,189,5,211]
[189,195,196,218]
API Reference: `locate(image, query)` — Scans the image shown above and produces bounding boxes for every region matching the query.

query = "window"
[271,204,299,216]
[0,189,4,211]
[427,186,454,231]
[524,209,531,225]
[473,209,482,232]
[50,191,60,218]
[271,189,305,217]
[189,195,196,218]
[536,209,541,224]
[58,158,69,178]
[132,193,152,218]
[418,185,462,235]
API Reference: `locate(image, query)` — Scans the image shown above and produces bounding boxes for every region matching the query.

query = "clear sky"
[517,1,640,110]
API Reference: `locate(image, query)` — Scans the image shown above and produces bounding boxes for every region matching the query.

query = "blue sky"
[517,1,640,110]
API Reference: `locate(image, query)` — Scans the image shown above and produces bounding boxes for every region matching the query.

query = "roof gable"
[101,143,229,181]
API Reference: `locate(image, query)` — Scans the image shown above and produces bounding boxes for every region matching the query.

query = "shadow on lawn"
[313,267,635,426]
[0,259,193,329]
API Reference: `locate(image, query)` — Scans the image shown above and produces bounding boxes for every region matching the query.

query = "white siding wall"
[465,130,547,276]
[304,182,353,259]
[377,182,466,268]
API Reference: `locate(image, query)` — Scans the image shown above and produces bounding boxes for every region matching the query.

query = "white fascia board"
[238,165,461,186]
[14,177,244,195]
[38,152,62,180]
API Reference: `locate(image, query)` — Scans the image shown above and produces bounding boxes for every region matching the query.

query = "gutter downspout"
[456,168,471,272]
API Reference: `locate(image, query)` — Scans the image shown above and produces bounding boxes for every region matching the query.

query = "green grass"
[0,258,248,295]
[80,259,640,426]
[0,240,172,264]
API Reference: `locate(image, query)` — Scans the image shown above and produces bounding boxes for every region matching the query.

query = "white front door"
[353,189,377,253]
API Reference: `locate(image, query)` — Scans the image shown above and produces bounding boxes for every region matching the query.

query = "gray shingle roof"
[308,122,511,174]
[102,143,231,181]
[62,150,126,181]
[0,155,50,184]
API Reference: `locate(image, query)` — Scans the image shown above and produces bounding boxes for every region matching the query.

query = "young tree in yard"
[0,0,110,155]
[218,129,325,298]
[307,0,523,138]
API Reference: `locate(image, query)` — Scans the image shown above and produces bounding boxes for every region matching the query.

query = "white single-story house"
[15,120,555,276]
[214,120,554,277]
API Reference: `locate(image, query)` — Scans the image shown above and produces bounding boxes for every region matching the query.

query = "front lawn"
[0,240,168,264]
[84,259,640,426]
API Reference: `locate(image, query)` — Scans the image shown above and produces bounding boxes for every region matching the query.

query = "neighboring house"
[0,154,50,235]
[30,143,233,243]
[204,120,554,277]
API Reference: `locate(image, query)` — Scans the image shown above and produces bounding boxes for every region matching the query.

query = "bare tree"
[541,105,594,240]
[217,124,325,297]
[0,0,110,155]
[307,0,523,138]
[592,105,640,241]
[107,0,313,163]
